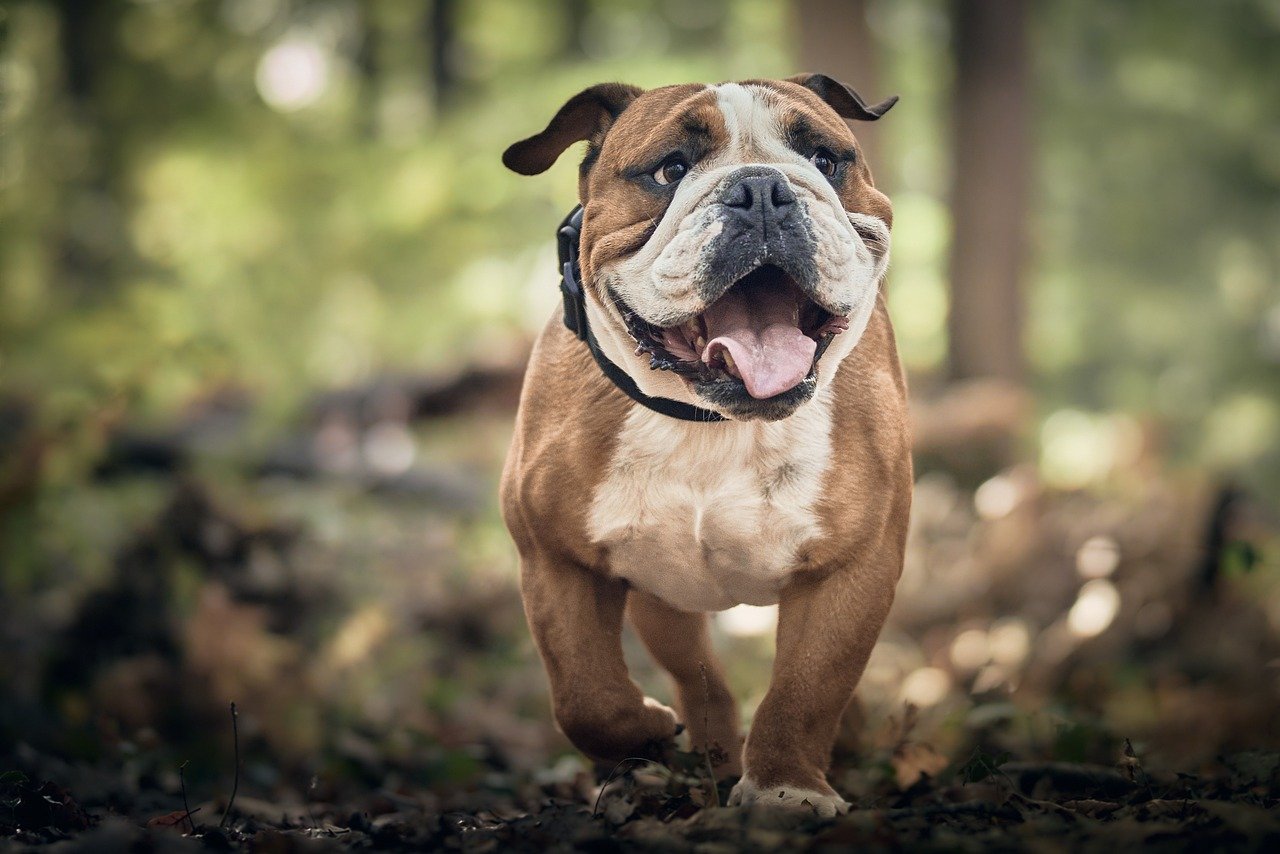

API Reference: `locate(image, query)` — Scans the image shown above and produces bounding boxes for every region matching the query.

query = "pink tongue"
[701,278,816,399]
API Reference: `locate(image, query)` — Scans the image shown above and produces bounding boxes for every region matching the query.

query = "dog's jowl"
[500,75,912,816]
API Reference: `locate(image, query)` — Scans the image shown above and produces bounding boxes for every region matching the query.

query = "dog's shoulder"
[500,315,628,565]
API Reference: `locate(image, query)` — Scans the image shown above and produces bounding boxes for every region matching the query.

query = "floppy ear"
[787,73,898,121]
[502,83,644,176]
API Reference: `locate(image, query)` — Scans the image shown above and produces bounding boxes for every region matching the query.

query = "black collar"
[557,206,726,423]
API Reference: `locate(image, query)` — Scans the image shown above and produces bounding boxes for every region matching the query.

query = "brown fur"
[501,78,911,806]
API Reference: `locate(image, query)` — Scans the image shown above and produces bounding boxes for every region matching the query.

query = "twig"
[591,757,658,818]
[220,702,240,829]
[1121,737,1156,800]
[699,663,720,808]
[959,746,1015,791]
[305,775,320,829]
[179,760,195,833]
[175,806,203,830]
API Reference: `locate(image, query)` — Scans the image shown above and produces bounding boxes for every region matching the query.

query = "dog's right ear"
[503,83,644,176]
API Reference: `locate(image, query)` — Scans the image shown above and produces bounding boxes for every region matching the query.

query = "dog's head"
[504,76,895,421]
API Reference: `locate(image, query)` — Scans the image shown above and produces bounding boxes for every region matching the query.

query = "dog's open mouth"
[617,265,848,400]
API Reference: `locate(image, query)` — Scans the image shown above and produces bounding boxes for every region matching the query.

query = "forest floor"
[3,740,1280,851]
[2,389,1278,851]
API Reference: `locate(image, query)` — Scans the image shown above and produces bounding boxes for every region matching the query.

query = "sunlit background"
[1,0,1278,803]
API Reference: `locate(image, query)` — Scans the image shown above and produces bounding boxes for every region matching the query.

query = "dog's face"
[505,76,895,421]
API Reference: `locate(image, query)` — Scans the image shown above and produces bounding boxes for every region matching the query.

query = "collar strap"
[557,206,726,423]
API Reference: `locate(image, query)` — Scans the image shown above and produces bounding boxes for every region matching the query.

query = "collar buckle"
[556,206,588,341]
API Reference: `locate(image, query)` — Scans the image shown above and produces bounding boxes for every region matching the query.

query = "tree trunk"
[946,0,1031,383]
[355,4,380,139]
[562,0,590,59]
[426,0,460,110]
[793,0,885,182]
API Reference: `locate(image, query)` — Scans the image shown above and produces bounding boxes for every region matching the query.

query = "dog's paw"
[638,696,682,747]
[642,696,681,726]
[642,695,677,718]
[557,695,681,763]
[728,775,850,818]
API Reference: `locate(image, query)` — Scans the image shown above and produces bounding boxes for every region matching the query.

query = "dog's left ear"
[503,83,644,176]
[788,73,898,121]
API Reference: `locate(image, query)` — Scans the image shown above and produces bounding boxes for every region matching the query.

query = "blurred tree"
[428,0,460,108]
[946,0,1031,383]
[563,0,590,58]
[0,0,1276,505]
[355,3,379,137]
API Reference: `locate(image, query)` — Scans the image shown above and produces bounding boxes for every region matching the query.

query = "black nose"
[723,174,795,212]
[721,174,796,234]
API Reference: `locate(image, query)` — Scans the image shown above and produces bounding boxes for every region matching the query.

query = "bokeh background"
[2,0,1278,812]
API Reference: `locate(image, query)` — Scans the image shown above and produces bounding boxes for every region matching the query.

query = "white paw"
[642,696,677,718]
[728,775,850,818]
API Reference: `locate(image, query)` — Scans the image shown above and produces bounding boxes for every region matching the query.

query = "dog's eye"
[810,148,838,178]
[653,156,689,186]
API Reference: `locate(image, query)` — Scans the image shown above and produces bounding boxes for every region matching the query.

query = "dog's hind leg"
[626,589,743,778]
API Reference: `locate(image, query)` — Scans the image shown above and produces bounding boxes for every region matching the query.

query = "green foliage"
[1032,0,1280,494]
[3,0,1278,498]
[873,1,1280,496]
[0,0,787,441]
[1223,540,1261,577]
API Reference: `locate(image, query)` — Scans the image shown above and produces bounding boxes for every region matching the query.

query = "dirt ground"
[3,742,1279,851]
[2,401,1278,851]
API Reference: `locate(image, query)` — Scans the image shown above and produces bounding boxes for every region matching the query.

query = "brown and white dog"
[500,75,912,816]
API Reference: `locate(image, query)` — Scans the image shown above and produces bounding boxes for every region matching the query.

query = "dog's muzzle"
[699,167,819,304]
[609,168,852,420]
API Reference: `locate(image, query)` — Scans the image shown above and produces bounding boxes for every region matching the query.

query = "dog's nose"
[721,174,798,240]
[723,174,795,214]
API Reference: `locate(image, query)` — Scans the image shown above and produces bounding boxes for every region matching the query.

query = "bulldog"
[500,75,912,816]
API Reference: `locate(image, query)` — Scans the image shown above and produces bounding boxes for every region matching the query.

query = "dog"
[500,75,912,816]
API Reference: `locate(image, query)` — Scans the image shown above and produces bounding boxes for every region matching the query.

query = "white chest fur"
[587,392,833,612]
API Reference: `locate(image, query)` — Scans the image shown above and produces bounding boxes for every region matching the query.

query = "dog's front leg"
[729,546,900,816]
[520,556,681,763]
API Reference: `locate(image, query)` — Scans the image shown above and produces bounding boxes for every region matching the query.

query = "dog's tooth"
[722,350,736,373]
[695,335,706,351]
